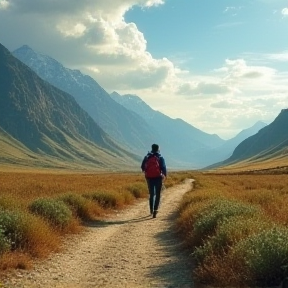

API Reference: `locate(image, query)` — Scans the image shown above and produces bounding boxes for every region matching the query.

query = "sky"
[0,0,288,139]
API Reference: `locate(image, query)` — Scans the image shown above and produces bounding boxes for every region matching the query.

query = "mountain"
[223,121,267,152]
[219,109,288,166]
[0,43,138,170]
[203,121,267,165]
[110,92,226,168]
[110,92,270,168]
[12,45,159,155]
[13,45,228,168]
[11,45,270,169]
[110,92,225,147]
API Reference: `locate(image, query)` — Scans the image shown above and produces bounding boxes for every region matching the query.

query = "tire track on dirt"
[3,179,194,288]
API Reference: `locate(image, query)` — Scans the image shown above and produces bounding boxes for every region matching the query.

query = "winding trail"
[3,179,194,288]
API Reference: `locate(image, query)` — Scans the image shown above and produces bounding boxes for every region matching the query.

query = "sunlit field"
[0,169,191,271]
[177,172,288,287]
[2,166,288,287]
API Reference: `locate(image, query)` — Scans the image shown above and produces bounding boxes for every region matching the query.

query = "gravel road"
[2,179,194,288]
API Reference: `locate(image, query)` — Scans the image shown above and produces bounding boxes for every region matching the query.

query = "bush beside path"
[2,179,194,288]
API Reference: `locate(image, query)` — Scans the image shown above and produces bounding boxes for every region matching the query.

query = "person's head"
[151,144,159,153]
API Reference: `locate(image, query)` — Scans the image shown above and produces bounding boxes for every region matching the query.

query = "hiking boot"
[153,210,158,218]
[150,209,153,215]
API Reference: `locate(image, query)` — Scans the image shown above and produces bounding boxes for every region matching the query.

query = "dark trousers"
[146,177,162,212]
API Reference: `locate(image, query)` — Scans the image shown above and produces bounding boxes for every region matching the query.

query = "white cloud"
[223,6,242,14]
[267,51,288,61]
[282,7,288,16]
[220,59,276,80]
[0,0,9,9]
[2,0,164,16]
[57,22,87,38]
[145,0,164,7]
[90,57,173,90]
[176,82,230,97]
[214,59,278,96]
[0,0,287,139]
[0,0,172,91]
[224,7,236,13]
[211,99,243,109]
[172,57,288,138]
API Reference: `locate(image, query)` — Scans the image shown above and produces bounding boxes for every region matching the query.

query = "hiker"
[141,144,167,218]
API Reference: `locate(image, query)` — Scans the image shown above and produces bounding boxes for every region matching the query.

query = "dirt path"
[2,179,194,288]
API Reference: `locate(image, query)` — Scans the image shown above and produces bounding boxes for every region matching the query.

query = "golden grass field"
[1,164,288,286]
[194,172,288,224]
[177,170,288,287]
[0,169,190,202]
[0,168,191,271]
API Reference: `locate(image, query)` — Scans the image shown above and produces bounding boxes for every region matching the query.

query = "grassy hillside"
[0,43,140,171]
[208,146,288,174]
[222,109,288,166]
[0,128,139,171]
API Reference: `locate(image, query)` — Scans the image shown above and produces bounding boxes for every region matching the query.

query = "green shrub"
[0,225,10,255]
[176,200,213,239]
[0,208,58,258]
[0,209,26,251]
[193,214,272,265]
[232,226,288,286]
[192,199,260,246]
[29,198,72,228]
[126,183,147,198]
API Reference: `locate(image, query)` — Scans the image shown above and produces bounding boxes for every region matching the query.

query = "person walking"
[141,144,167,218]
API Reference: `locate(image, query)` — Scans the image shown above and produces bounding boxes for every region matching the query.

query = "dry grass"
[210,154,288,174]
[198,173,288,225]
[0,252,33,270]
[0,171,137,200]
[0,169,190,271]
[177,172,288,286]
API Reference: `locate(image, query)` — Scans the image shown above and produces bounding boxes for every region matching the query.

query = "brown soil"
[2,179,194,288]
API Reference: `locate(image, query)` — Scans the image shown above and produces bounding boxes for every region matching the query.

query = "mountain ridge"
[13,45,232,168]
[0,43,139,170]
[6,43,283,170]
[12,45,159,156]
[227,109,288,162]
[211,109,288,169]
[110,92,267,168]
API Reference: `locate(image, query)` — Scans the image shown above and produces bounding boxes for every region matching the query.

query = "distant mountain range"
[110,92,267,167]
[221,108,288,166]
[12,45,158,157]
[13,45,230,168]
[201,120,267,166]
[0,42,284,170]
[0,43,139,170]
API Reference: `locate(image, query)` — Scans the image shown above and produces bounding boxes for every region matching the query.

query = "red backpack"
[145,155,161,178]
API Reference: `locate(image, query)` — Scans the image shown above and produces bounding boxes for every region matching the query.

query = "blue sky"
[126,1,287,72]
[0,0,287,139]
